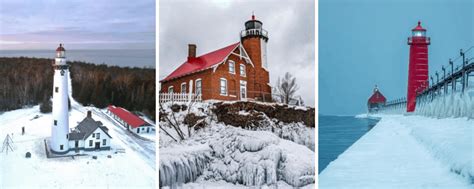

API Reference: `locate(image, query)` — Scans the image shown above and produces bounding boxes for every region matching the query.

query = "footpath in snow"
[319,114,473,189]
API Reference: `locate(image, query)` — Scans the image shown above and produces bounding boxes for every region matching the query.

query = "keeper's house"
[107,105,154,134]
[68,111,112,152]
[160,14,271,102]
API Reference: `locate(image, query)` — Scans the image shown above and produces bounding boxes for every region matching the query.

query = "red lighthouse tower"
[406,21,430,112]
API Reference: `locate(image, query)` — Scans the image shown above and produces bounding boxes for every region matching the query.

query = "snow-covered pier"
[319,114,473,188]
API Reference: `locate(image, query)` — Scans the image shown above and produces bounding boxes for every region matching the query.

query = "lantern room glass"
[254,22,262,29]
[412,31,425,37]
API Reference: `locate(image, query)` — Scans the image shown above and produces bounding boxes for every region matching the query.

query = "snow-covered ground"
[0,73,156,188]
[159,101,315,188]
[0,104,156,188]
[320,114,473,188]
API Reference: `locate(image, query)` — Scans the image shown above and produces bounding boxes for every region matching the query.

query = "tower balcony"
[240,29,268,41]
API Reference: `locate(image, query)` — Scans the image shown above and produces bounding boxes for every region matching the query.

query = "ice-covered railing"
[415,46,474,118]
[379,46,474,117]
[378,97,407,114]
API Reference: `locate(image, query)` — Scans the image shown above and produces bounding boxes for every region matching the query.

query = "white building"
[107,105,154,134]
[50,44,70,154]
[68,111,112,152]
[49,44,112,154]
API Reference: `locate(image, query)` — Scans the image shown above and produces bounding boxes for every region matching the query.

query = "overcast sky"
[159,0,315,106]
[0,0,155,50]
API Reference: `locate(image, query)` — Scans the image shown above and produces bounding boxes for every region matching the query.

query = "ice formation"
[159,102,315,188]
[416,91,474,118]
[159,125,315,188]
[159,145,211,187]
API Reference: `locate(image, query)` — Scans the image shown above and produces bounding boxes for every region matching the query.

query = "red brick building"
[160,15,271,101]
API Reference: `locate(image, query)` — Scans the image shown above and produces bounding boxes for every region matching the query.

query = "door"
[147,127,150,133]
[240,80,247,100]
[95,142,100,150]
[137,128,140,134]
[75,141,79,152]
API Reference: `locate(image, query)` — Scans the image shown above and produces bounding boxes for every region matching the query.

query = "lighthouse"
[240,14,272,101]
[50,43,70,154]
[406,21,430,112]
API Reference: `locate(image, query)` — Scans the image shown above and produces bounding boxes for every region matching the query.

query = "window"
[66,134,68,139]
[92,133,95,138]
[54,120,57,126]
[60,145,63,150]
[229,60,235,74]
[168,86,174,93]
[195,79,202,95]
[55,87,59,93]
[96,133,100,139]
[103,139,106,146]
[240,64,246,77]
[181,82,187,93]
[89,140,93,146]
[220,78,227,96]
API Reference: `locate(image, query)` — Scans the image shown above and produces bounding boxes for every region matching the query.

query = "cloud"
[0,0,155,49]
[159,0,315,106]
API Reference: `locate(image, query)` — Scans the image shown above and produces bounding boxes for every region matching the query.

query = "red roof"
[412,21,426,31]
[162,42,240,82]
[108,105,148,128]
[368,91,386,104]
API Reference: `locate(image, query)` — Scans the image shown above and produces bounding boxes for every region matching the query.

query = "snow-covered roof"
[69,113,111,140]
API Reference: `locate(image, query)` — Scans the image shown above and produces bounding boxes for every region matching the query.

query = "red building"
[160,14,271,102]
[107,105,154,134]
[406,21,430,112]
[368,86,387,112]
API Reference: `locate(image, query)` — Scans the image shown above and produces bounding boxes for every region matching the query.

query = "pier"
[380,46,474,113]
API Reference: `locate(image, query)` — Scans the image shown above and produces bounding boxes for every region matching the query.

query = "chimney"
[188,44,196,59]
[87,111,92,118]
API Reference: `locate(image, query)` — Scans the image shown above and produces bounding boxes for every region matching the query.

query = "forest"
[0,57,155,121]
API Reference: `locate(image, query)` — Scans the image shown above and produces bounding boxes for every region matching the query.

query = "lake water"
[0,49,155,68]
[319,115,380,173]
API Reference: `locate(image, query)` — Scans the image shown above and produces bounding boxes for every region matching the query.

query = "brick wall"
[241,37,272,101]
[161,42,272,102]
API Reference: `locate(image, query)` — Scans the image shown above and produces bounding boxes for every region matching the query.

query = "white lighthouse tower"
[50,43,70,154]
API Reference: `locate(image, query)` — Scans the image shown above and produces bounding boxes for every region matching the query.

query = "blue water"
[318,115,379,173]
[0,49,155,68]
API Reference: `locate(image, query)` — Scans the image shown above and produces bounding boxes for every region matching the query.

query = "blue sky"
[0,0,155,50]
[319,0,474,115]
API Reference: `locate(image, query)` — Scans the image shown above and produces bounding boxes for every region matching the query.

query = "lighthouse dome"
[241,14,268,41]
[56,43,66,58]
[412,21,426,37]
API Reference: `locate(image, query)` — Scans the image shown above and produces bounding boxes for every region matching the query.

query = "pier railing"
[379,46,474,116]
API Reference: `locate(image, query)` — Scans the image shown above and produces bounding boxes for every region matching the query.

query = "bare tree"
[274,72,299,104]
